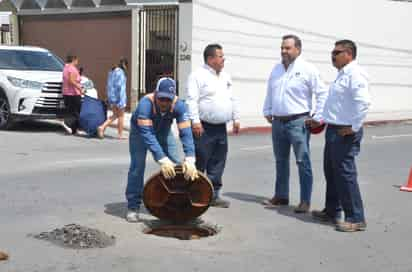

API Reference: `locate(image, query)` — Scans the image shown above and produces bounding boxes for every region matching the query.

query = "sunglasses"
[331,50,346,56]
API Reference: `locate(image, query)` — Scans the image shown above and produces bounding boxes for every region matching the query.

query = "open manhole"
[142,166,220,240]
[143,224,218,240]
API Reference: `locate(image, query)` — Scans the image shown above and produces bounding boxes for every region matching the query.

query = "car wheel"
[0,94,13,130]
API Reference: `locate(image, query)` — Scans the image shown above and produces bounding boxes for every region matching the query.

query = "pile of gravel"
[33,224,115,249]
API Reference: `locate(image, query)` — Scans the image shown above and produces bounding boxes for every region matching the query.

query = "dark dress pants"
[194,121,228,197]
[63,95,82,134]
[323,126,365,223]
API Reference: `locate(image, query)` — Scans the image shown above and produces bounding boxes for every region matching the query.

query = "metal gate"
[139,6,178,98]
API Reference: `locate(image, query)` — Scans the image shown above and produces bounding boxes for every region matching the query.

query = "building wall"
[190,0,412,126]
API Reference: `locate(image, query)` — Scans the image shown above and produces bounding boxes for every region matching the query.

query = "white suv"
[0,45,95,129]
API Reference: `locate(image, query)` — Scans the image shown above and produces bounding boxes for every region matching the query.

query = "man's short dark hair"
[282,34,302,50]
[203,44,223,63]
[335,39,357,59]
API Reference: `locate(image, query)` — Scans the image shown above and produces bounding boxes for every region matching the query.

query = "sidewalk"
[109,110,412,135]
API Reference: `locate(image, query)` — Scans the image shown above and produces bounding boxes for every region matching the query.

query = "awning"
[7,0,182,10]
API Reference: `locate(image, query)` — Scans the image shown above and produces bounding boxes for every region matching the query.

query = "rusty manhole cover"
[142,166,220,240]
[143,166,214,223]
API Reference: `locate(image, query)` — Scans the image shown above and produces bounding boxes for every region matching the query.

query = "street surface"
[1,120,412,272]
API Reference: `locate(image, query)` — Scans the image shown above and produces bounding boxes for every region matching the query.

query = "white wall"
[188,0,412,127]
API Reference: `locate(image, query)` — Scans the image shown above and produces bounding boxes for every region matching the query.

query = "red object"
[310,123,326,134]
[400,168,412,192]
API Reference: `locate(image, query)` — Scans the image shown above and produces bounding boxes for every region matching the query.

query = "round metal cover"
[143,166,214,223]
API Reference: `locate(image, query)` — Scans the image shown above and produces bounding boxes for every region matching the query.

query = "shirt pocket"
[288,73,308,90]
[270,77,282,91]
[199,82,216,96]
[333,76,349,94]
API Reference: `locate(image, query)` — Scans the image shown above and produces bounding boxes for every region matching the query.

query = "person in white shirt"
[309,40,370,232]
[262,34,328,213]
[186,44,240,208]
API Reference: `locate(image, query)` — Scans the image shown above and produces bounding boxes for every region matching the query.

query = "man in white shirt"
[186,44,240,208]
[309,40,371,232]
[263,35,328,213]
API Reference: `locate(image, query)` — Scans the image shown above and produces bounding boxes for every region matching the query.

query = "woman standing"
[62,54,83,135]
[97,58,128,139]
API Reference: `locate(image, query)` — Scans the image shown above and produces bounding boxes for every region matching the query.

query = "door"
[139,5,178,98]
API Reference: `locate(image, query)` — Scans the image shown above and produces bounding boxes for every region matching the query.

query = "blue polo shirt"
[131,94,195,161]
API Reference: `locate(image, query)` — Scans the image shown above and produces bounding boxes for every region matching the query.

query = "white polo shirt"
[263,56,328,121]
[186,64,240,124]
[322,61,371,132]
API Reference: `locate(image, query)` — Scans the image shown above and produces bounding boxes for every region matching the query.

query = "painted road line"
[240,145,272,151]
[372,134,412,140]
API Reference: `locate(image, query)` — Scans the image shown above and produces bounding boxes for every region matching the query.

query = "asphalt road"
[1,120,412,272]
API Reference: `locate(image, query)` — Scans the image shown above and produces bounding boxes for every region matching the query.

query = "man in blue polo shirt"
[125,77,198,222]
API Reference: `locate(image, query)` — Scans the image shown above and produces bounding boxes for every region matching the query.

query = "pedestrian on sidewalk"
[61,54,84,135]
[311,40,371,232]
[125,77,198,222]
[262,34,328,213]
[186,43,240,208]
[98,58,128,139]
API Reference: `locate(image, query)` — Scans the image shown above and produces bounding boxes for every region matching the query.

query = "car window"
[0,50,64,71]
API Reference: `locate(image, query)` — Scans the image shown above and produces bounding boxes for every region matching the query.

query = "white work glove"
[158,157,176,179]
[182,157,199,181]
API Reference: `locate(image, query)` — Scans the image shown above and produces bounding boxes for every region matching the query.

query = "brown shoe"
[262,197,289,206]
[294,202,310,213]
[335,221,367,232]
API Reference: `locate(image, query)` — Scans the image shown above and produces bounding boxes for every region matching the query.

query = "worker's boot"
[126,208,140,222]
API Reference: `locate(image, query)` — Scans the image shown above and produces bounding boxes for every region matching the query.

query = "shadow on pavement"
[223,192,268,204]
[264,205,335,227]
[104,202,149,219]
[224,192,334,227]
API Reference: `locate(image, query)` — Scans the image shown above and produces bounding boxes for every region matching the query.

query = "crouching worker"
[125,77,198,222]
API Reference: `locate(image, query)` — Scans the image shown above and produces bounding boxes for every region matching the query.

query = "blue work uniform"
[126,93,195,209]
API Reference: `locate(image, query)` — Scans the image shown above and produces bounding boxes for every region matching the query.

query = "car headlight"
[82,80,94,91]
[7,76,43,90]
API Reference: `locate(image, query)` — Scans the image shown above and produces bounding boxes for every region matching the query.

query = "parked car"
[0,45,96,129]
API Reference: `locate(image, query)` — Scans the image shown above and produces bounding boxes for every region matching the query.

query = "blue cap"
[155,77,176,100]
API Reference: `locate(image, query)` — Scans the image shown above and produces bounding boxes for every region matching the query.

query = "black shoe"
[210,197,230,208]
[312,209,341,225]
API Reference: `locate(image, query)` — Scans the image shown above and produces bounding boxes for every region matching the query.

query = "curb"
[110,118,412,135]
[229,119,412,135]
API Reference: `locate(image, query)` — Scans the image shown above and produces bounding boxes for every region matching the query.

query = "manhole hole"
[31,224,115,249]
[143,222,219,240]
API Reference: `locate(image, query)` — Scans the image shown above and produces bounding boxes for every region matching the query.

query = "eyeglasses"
[331,50,346,56]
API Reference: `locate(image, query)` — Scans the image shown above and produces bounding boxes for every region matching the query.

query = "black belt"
[200,121,226,127]
[272,112,309,122]
[327,124,351,129]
